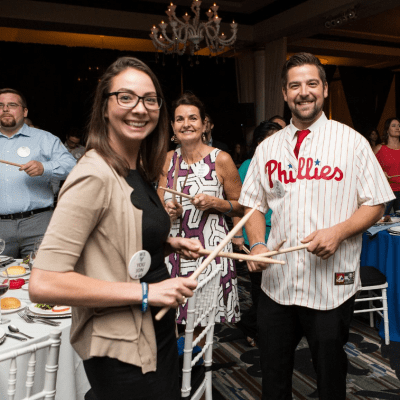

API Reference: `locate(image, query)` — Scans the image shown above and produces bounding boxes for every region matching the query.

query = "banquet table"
[360,230,400,343]
[0,262,90,400]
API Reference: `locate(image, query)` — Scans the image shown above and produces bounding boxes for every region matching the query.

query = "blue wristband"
[223,200,233,215]
[141,282,148,313]
[250,242,268,251]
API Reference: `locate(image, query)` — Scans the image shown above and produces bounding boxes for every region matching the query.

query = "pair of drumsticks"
[155,196,309,320]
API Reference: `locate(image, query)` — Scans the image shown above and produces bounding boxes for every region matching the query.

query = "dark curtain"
[338,66,394,135]
[0,41,240,145]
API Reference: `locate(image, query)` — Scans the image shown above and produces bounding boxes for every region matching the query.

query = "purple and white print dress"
[165,148,240,325]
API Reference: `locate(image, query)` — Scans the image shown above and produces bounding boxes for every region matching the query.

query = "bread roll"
[1,297,21,310]
[6,265,26,276]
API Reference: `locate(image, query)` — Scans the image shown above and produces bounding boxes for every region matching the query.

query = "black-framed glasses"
[105,92,162,110]
[0,103,24,110]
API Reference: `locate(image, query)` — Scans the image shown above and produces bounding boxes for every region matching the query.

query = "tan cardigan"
[34,150,157,373]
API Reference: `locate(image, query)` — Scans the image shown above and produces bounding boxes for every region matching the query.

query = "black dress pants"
[257,292,355,400]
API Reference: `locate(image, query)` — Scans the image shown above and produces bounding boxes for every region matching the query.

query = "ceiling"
[2,0,400,70]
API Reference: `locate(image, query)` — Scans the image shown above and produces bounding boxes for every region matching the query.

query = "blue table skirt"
[361,231,400,342]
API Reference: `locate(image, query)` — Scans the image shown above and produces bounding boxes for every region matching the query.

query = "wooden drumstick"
[197,248,285,264]
[155,203,261,320]
[242,246,250,254]
[159,186,194,200]
[171,155,180,203]
[259,243,309,257]
[0,159,22,168]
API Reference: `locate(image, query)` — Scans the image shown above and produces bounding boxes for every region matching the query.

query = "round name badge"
[273,180,285,198]
[128,250,151,280]
[17,146,30,157]
[192,162,210,178]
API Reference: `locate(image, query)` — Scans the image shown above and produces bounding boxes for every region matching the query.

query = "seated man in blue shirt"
[0,88,76,258]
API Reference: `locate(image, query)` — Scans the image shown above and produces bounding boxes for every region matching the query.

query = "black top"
[125,169,171,284]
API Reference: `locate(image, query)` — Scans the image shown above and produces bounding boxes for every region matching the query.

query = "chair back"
[181,264,222,399]
[0,329,62,400]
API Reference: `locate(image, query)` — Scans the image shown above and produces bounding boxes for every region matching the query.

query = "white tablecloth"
[0,264,90,400]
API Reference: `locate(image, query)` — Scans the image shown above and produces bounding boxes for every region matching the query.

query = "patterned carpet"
[209,264,400,400]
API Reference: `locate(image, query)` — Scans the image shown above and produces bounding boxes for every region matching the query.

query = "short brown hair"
[0,88,28,108]
[281,53,327,89]
[86,57,169,181]
[171,93,206,122]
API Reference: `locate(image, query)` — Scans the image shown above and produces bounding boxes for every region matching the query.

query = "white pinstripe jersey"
[239,113,395,310]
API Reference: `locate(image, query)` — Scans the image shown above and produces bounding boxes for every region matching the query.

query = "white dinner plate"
[388,226,400,233]
[22,283,29,291]
[29,303,71,317]
[0,327,5,345]
[1,300,27,314]
[376,216,400,225]
[1,269,30,278]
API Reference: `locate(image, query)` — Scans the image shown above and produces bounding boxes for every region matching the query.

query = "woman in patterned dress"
[157,93,243,325]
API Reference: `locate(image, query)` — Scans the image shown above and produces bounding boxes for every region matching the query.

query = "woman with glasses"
[158,92,243,329]
[29,57,203,400]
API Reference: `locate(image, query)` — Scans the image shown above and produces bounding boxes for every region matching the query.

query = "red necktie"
[294,129,311,159]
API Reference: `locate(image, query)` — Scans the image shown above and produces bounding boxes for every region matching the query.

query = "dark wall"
[0,41,242,149]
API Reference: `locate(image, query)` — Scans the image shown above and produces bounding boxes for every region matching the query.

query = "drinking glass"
[29,236,44,268]
[0,268,10,324]
[0,238,5,256]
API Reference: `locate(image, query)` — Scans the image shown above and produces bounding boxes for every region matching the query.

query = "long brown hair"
[382,118,400,145]
[86,56,169,181]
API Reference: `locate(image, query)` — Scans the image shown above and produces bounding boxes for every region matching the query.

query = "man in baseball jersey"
[239,53,394,400]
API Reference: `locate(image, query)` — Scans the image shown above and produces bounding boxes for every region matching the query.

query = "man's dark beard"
[291,106,321,123]
[0,115,16,127]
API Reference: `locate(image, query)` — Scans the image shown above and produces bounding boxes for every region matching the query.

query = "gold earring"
[171,134,177,142]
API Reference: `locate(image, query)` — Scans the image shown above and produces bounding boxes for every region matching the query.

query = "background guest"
[29,57,203,400]
[204,113,230,153]
[158,93,243,327]
[0,88,76,258]
[268,114,286,129]
[374,118,400,214]
[231,142,246,168]
[232,120,281,347]
[366,127,381,151]
[65,127,85,160]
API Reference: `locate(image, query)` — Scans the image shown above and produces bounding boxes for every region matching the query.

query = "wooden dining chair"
[354,266,389,345]
[0,329,62,400]
[181,264,222,400]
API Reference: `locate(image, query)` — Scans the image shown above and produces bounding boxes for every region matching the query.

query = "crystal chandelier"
[150,0,238,57]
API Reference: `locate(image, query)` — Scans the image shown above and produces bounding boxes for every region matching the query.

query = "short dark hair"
[171,93,206,122]
[248,121,282,158]
[86,56,169,181]
[66,127,83,139]
[281,53,327,89]
[205,113,213,125]
[0,88,28,108]
[382,118,400,145]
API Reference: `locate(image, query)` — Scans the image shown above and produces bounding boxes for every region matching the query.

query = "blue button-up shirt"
[0,124,76,214]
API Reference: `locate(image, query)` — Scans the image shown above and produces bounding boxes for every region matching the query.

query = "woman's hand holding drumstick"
[155,203,262,321]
